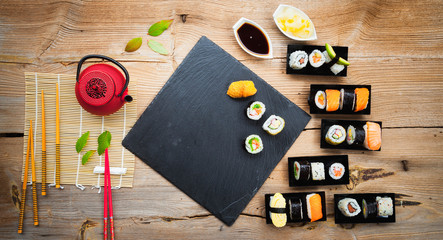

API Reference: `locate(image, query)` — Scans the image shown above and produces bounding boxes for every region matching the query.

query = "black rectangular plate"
[334,193,396,223]
[122,36,311,226]
[288,155,349,187]
[265,192,327,224]
[321,119,382,151]
[286,45,348,76]
[308,85,371,115]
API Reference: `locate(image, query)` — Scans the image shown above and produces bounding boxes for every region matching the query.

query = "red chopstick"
[103,149,108,240]
[104,148,114,240]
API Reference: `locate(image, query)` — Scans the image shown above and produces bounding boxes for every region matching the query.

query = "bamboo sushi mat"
[22,72,137,189]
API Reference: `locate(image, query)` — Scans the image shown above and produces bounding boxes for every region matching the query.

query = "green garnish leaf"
[125,37,143,52]
[82,150,96,165]
[97,131,112,155]
[148,19,173,36]
[76,131,90,153]
[148,40,168,55]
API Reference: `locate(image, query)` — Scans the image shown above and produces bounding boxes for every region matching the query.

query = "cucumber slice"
[325,43,336,59]
[338,57,350,66]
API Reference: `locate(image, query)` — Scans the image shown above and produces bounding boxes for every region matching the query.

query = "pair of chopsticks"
[103,148,115,240]
[18,120,39,233]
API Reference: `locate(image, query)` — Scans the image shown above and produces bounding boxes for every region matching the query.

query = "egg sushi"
[269,193,287,227]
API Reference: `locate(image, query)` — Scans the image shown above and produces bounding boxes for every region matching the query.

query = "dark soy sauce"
[237,23,269,55]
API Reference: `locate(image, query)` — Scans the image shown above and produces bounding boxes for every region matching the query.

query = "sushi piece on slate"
[314,90,326,109]
[294,160,311,182]
[363,122,382,151]
[325,89,340,112]
[311,162,325,181]
[289,50,308,70]
[338,198,361,217]
[339,88,355,111]
[309,50,325,68]
[245,134,263,154]
[329,162,345,180]
[347,125,365,146]
[289,198,303,221]
[376,196,393,218]
[325,125,346,145]
[246,101,266,120]
[227,80,257,98]
[362,199,377,219]
[354,88,370,112]
[269,193,287,227]
[306,193,323,222]
[262,115,285,135]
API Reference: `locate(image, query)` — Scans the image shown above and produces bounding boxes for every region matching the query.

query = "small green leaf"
[76,131,90,153]
[97,130,112,155]
[82,150,96,165]
[148,40,168,55]
[148,19,173,36]
[125,37,143,52]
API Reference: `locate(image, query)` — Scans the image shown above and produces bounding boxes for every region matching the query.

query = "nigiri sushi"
[306,193,323,222]
[363,122,382,151]
[325,89,340,112]
[269,193,287,227]
[354,88,369,112]
[227,80,257,98]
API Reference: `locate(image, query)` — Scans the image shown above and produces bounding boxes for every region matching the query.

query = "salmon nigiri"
[325,89,340,112]
[306,193,323,222]
[354,88,369,112]
[364,122,382,150]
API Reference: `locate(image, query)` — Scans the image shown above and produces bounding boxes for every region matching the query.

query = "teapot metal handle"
[76,54,130,97]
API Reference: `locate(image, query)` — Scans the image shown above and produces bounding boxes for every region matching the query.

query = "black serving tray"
[321,119,382,151]
[265,192,327,224]
[286,45,348,76]
[308,85,371,115]
[334,193,396,223]
[288,155,349,187]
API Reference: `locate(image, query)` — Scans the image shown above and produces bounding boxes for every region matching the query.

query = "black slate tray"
[286,45,348,76]
[334,193,396,223]
[321,119,382,151]
[265,192,327,224]
[308,85,371,114]
[288,155,349,187]
[122,36,311,226]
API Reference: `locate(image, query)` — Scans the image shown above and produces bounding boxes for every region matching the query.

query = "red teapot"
[75,55,132,116]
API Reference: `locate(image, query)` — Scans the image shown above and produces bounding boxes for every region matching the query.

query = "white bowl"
[233,17,273,59]
[273,4,317,41]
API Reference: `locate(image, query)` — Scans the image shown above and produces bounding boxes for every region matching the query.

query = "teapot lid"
[78,68,115,107]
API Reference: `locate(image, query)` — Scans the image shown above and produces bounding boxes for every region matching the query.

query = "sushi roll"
[314,91,326,110]
[309,50,325,68]
[325,89,340,112]
[362,199,377,219]
[269,193,287,227]
[311,162,325,181]
[262,115,285,135]
[322,50,332,63]
[330,63,345,75]
[245,134,263,154]
[246,101,266,120]
[329,162,345,180]
[294,160,311,182]
[376,196,393,218]
[363,122,382,151]
[339,88,355,111]
[354,88,370,112]
[338,198,361,217]
[306,193,323,222]
[346,125,365,146]
[325,125,346,145]
[289,198,303,221]
[289,51,308,70]
[325,43,350,75]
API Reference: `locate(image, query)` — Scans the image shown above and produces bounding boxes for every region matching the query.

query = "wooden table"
[1,0,442,239]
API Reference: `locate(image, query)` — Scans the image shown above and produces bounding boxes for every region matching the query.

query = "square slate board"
[122,36,311,226]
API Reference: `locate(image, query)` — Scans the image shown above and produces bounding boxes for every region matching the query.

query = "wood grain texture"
[0,0,442,239]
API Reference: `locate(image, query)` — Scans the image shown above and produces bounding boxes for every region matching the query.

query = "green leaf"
[76,131,90,153]
[82,150,96,165]
[148,19,173,36]
[148,40,168,55]
[125,37,143,52]
[97,131,112,155]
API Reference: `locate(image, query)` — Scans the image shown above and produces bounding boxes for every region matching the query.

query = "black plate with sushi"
[265,192,326,227]
[308,85,371,115]
[334,193,396,223]
[321,119,382,151]
[286,44,349,76]
[288,155,349,187]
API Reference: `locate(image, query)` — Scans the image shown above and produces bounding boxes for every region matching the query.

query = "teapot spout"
[123,94,133,103]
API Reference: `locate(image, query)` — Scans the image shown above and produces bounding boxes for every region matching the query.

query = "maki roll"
[376,196,393,218]
[262,115,285,135]
[314,91,326,110]
[339,88,355,111]
[246,101,266,120]
[354,88,370,112]
[325,43,350,75]
[294,160,311,182]
[325,125,346,145]
[245,134,263,154]
[362,199,377,219]
[309,50,325,68]
[338,198,361,217]
[363,122,382,151]
[306,193,323,222]
[289,50,308,70]
[325,89,340,112]
[289,198,303,221]
[269,193,287,227]
[346,125,365,146]
[329,162,345,180]
[311,162,325,181]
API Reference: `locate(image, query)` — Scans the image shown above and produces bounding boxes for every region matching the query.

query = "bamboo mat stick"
[30,120,39,226]
[41,90,47,196]
[18,122,32,234]
[55,83,61,188]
